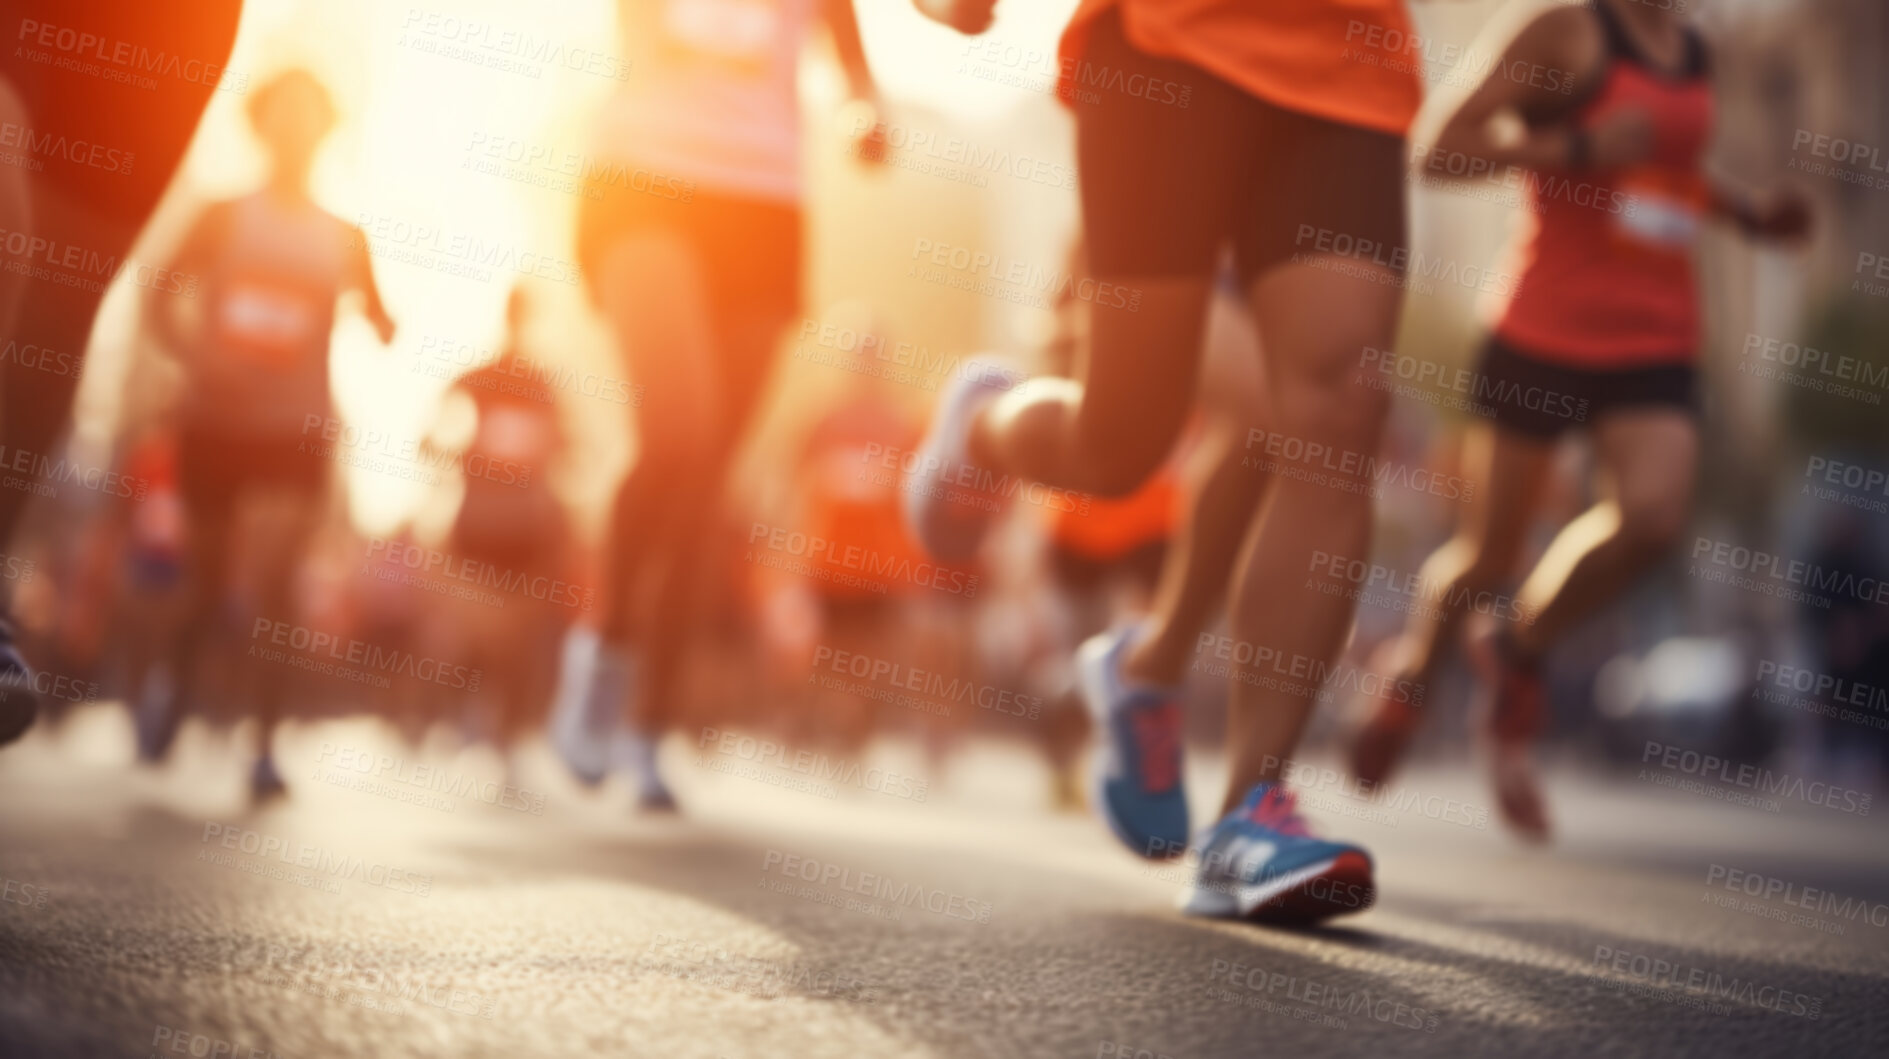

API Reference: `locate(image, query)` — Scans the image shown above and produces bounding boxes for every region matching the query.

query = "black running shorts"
[1475,337,1698,440]
[1075,10,1408,285]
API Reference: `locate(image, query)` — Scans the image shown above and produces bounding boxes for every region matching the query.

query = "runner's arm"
[146,203,223,364]
[1424,7,1611,177]
[346,225,397,345]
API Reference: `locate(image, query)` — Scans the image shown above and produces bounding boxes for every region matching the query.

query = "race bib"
[1611,168,1707,255]
[212,279,322,369]
[479,405,555,464]
[661,0,780,72]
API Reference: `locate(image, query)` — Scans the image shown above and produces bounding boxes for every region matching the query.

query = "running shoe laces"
[1130,700,1182,793]
[1246,785,1311,836]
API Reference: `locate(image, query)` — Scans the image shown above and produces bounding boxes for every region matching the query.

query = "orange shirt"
[1049,463,1179,561]
[1058,0,1422,136]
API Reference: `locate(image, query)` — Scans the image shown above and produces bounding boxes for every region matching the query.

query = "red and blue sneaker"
[1077,625,1189,859]
[1180,783,1376,924]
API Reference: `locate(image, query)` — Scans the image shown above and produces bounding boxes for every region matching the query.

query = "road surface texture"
[1,705,1884,1058]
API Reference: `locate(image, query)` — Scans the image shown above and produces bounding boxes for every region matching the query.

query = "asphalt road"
[1,705,1885,1058]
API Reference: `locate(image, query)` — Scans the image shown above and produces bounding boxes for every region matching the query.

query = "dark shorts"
[177,428,327,514]
[1048,538,1168,597]
[1476,337,1698,440]
[1076,10,1407,284]
[576,180,801,340]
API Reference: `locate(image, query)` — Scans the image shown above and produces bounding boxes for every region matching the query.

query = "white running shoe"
[548,627,635,787]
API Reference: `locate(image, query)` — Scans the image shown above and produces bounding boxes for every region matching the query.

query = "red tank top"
[1495,2,1713,367]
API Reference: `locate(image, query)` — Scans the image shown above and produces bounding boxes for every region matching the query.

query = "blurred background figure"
[434,285,580,771]
[547,0,888,810]
[1345,0,1809,841]
[135,68,396,801]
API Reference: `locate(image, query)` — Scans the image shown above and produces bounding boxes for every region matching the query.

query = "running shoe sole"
[1180,851,1376,924]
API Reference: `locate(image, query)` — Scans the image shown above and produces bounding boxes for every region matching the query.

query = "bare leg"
[970,282,1213,498]
[245,490,325,776]
[592,231,729,732]
[1120,415,1269,687]
[1220,260,1401,813]
[1347,423,1556,786]
[1510,410,1698,654]
[1389,425,1555,683]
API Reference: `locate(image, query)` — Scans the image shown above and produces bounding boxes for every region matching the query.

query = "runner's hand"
[1748,185,1811,242]
[914,0,998,35]
[841,97,888,168]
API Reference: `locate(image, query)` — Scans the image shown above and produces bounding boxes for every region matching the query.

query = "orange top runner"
[1057,0,1423,136]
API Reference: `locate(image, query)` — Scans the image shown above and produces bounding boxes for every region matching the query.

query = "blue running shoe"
[0,616,38,747]
[1078,625,1188,859]
[1181,783,1376,924]
[901,358,1019,561]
